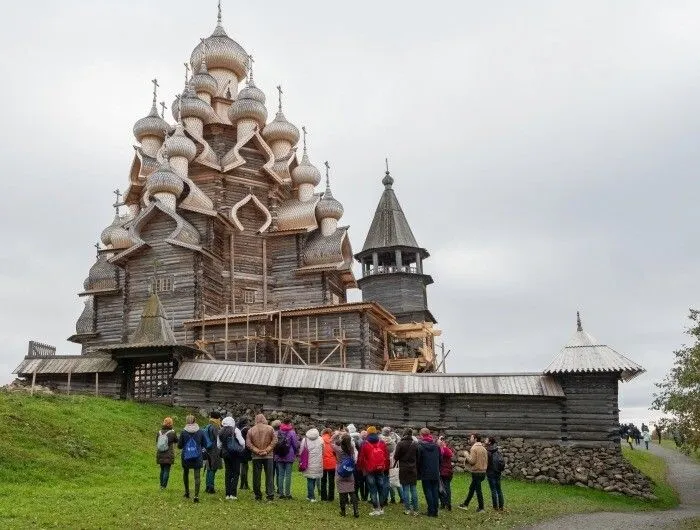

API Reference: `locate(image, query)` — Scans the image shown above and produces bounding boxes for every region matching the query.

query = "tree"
[652,309,700,452]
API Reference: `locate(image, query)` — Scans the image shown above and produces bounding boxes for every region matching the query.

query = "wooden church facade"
[13,5,644,454]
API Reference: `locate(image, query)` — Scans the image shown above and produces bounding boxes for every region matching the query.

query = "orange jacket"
[322,433,336,470]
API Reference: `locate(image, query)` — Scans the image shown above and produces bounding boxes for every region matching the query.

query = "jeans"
[401,483,418,512]
[390,486,403,503]
[422,479,440,517]
[205,468,217,492]
[339,492,359,515]
[239,460,249,488]
[645,441,649,450]
[276,462,293,497]
[355,470,368,500]
[380,471,390,506]
[159,464,171,488]
[464,472,485,509]
[365,472,387,509]
[183,466,201,498]
[321,469,336,501]
[306,477,318,500]
[224,455,241,497]
[252,458,275,500]
[487,473,504,509]
[440,476,452,508]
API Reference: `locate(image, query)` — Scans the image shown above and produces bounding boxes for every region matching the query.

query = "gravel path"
[523,442,700,529]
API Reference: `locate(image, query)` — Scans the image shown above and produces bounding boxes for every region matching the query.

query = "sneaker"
[458,503,469,510]
[193,497,199,503]
[369,510,381,516]
[476,508,485,513]
[404,510,411,515]
[310,498,318,503]
[231,496,237,500]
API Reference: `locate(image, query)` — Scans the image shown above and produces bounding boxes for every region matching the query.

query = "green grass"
[0,391,679,529]
[660,439,700,464]
[621,446,678,508]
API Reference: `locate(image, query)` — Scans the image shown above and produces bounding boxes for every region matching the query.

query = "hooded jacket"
[416,435,441,481]
[246,414,276,459]
[300,428,324,478]
[274,423,299,463]
[321,432,337,470]
[219,417,245,459]
[393,435,418,485]
[178,423,204,469]
[347,424,362,450]
[357,433,390,475]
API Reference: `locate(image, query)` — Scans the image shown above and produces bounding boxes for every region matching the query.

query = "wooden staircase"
[384,358,419,373]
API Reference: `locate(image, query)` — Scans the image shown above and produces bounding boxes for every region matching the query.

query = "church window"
[152,276,173,293]
[331,293,340,305]
[243,289,256,304]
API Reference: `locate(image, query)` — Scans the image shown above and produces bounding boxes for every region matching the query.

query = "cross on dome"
[577,311,583,332]
[382,157,394,187]
[217,0,223,26]
[324,161,331,188]
[184,63,190,83]
[151,78,159,104]
[277,85,284,112]
[112,189,124,213]
[247,54,255,84]
[159,101,167,119]
[94,241,101,256]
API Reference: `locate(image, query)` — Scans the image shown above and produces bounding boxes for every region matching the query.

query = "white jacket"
[301,428,324,479]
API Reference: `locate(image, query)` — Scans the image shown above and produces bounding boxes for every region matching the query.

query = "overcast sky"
[1,1,699,426]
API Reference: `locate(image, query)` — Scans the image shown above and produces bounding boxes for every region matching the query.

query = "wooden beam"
[224,305,229,361]
[230,232,236,313]
[262,239,267,311]
[95,372,99,397]
[31,370,37,396]
[67,371,72,396]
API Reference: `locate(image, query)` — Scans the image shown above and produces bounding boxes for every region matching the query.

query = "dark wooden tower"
[355,165,435,324]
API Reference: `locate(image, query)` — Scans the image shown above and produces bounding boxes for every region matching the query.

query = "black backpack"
[492,449,505,473]
[274,431,290,456]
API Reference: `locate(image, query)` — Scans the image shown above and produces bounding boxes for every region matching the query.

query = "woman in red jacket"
[321,428,337,501]
[438,436,454,511]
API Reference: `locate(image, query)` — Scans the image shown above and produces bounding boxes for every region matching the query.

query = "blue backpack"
[183,434,200,462]
[337,454,355,478]
[202,425,214,451]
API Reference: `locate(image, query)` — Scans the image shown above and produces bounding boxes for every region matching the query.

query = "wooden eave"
[78,287,121,297]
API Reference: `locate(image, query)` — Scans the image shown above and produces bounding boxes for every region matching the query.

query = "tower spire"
[382,157,394,188]
[576,311,583,332]
[277,85,283,112]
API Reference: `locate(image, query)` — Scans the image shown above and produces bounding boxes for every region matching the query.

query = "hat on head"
[367,426,377,434]
[271,419,282,429]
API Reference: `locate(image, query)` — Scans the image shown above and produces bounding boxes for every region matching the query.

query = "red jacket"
[321,433,336,470]
[439,446,454,478]
[357,435,390,474]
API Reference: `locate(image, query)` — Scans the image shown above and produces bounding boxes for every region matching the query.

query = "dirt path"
[523,442,700,529]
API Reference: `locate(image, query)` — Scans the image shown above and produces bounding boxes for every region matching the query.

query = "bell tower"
[355,163,435,323]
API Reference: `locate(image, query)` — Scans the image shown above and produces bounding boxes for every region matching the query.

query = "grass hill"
[0,391,677,529]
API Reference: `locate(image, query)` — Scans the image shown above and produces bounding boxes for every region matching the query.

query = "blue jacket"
[416,437,441,481]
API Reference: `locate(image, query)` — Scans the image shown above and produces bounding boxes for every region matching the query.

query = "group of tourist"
[155,412,506,517]
[620,423,652,450]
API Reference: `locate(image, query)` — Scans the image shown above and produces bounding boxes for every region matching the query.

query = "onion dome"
[179,82,213,122]
[100,213,131,250]
[133,102,168,142]
[316,165,344,221]
[228,78,268,126]
[164,123,196,161]
[263,87,299,145]
[146,161,184,198]
[190,9,248,82]
[86,254,119,291]
[190,57,218,97]
[134,79,168,142]
[291,127,321,186]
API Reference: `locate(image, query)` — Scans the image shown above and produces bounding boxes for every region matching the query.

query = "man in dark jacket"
[394,428,419,515]
[485,437,504,510]
[416,428,441,517]
[203,411,222,494]
[178,414,205,503]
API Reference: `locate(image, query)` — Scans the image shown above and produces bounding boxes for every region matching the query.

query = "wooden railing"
[27,341,56,358]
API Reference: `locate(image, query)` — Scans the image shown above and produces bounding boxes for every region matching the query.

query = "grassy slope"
[0,392,678,529]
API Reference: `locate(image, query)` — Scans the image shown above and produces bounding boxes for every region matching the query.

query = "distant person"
[634,426,642,446]
[459,433,487,513]
[178,414,205,503]
[237,417,251,490]
[654,427,662,445]
[643,430,651,450]
[380,426,401,505]
[627,433,634,450]
[641,423,649,433]
[203,411,222,494]
[394,428,419,516]
[357,426,389,516]
[485,437,505,511]
[438,435,454,511]
[218,416,246,500]
[300,428,324,502]
[321,428,337,501]
[245,414,277,501]
[156,416,177,489]
[416,428,441,518]
[332,432,359,517]
[271,419,282,492]
[274,417,299,499]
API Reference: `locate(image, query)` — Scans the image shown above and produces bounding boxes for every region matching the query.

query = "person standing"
[458,433,487,512]
[394,428,419,516]
[178,414,205,503]
[300,428,324,502]
[245,413,277,501]
[643,430,651,450]
[237,417,251,490]
[332,432,359,517]
[347,424,367,502]
[485,437,505,511]
[379,426,400,506]
[156,417,178,489]
[320,428,337,501]
[357,426,390,516]
[219,416,246,500]
[270,420,282,493]
[416,428,441,518]
[203,411,222,494]
[274,417,299,499]
[437,435,454,511]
